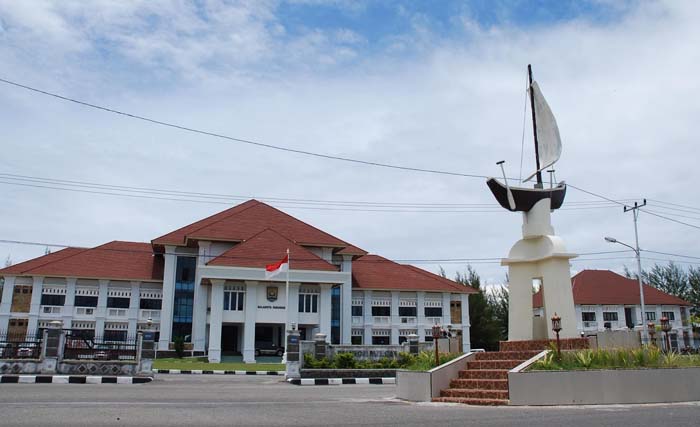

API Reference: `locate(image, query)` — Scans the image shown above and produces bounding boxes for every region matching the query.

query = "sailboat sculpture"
[487,65,566,212]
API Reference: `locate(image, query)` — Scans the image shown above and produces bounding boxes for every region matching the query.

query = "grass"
[153,357,284,371]
[302,351,460,371]
[529,347,700,371]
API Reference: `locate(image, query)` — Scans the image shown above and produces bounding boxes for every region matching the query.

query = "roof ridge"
[6,247,88,275]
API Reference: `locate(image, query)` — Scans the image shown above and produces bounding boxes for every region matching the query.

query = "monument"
[487,65,578,341]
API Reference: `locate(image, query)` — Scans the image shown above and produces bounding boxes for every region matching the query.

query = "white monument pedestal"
[502,198,578,341]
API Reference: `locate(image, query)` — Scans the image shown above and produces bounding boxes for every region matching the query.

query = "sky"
[1,0,699,286]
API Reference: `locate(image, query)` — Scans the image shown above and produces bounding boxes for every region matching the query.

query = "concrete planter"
[396,352,477,401]
[301,369,396,379]
[509,366,700,405]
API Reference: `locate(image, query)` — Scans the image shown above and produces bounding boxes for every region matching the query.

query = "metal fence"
[0,330,43,359]
[63,331,138,361]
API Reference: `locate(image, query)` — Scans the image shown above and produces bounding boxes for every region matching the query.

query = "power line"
[640,209,700,230]
[0,77,489,179]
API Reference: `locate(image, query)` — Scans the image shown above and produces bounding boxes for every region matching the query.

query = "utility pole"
[625,199,648,341]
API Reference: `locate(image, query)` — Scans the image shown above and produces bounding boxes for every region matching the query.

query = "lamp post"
[551,313,562,359]
[647,322,656,347]
[660,316,672,352]
[432,324,441,367]
[604,236,647,339]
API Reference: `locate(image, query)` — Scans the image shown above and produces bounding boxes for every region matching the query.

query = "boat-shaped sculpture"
[487,65,567,212]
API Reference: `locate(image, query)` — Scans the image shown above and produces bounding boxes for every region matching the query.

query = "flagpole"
[283,248,290,364]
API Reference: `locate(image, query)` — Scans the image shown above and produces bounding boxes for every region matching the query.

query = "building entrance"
[254,324,284,357]
[221,324,239,354]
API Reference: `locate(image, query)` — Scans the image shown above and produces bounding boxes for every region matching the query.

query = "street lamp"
[432,324,441,367]
[660,316,672,352]
[647,322,656,347]
[551,313,562,359]
[604,236,647,338]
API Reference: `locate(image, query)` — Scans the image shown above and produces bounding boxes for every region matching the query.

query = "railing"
[425,317,442,325]
[373,316,390,325]
[352,316,363,325]
[400,317,417,324]
[63,331,137,361]
[140,310,161,320]
[41,305,62,315]
[107,308,128,317]
[74,307,96,316]
[0,330,43,359]
[583,321,598,329]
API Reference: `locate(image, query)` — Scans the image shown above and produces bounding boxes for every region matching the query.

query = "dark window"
[646,312,656,321]
[103,330,127,341]
[424,335,434,342]
[139,299,162,310]
[582,312,596,322]
[71,329,95,340]
[372,336,390,345]
[372,306,390,316]
[399,336,407,344]
[331,286,340,345]
[399,307,417,317]
[298,294,318,313]
[107,297,130,309]
[351,305,363,316]
[424,307,442,317]
[74,296,98,307]
[662,311,675,321]
[41,294,65,306]
[172,257,196,342]
[603,312,618,321]
[351,336,362,345]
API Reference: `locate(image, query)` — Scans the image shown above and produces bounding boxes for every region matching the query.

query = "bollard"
[408,333,419,355]
[314,333,327,360]
[285,328,301,379]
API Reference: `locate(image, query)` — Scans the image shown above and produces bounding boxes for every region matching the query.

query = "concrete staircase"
[432,350,540,406]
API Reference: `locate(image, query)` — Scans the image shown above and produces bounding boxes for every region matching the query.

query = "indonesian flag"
[265,254,289,279]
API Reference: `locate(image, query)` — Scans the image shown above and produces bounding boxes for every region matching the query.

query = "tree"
[487,283,509,342]
[4,255,11,268]
[688,266,700,316]
[454,265,501,351]
[645,262,688,300]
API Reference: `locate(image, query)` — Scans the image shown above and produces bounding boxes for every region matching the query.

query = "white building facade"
[0,200,474,363]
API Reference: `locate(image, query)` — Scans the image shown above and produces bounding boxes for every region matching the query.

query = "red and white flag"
[265,254,289,279]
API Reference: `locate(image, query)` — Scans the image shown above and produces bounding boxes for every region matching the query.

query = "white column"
[460,293,471,353]
[390,291,400,345]
[243,281,258,363]
[595,305,604,331]
[192,241,210,352]
[0,276,16,331]
[158,246,177,351]
[207,279,224,363]
[62,277,76,329]
[442,292,452,327]
[417,291,426,342]
[128,281,140,337]
[27,276,43,333]
[319,284,332,341]
[341,256,353,344]
[288,283,300,329]
[363,290,373,344]
[95,279,109,336]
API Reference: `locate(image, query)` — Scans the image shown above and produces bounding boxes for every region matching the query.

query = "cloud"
[0,0,699,284]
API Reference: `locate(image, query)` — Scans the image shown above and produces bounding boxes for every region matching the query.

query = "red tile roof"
[533,269,691,307]
[0,241,163,282]
[352,255,477,293]
[206,229,338,271]
[152,199,367,256]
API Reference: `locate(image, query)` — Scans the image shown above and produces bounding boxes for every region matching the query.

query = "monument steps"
[449,378,508,390]
[432,396,509,406]
[465,359,522,370]
[458,369,508,380]
[440,388,509,400]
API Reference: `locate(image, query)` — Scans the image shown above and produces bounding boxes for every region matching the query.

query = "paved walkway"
[0,375,698,426]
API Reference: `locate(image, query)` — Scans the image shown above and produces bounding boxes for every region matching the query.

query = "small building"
[533,269,695,350]
[0,200,476,362]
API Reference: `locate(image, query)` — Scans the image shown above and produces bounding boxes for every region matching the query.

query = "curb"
[287,377,396,385]
[155,369,285,376]
[0,375,153,384]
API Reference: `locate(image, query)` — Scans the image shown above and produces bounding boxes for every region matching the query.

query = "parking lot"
[0,374,699,426]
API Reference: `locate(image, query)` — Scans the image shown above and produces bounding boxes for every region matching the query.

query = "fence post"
[41,329,49,360]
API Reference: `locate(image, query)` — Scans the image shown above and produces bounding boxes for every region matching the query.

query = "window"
[662,311,675,321]
[104,330,127,342]
[107,297,130,309]
[603,312,618,321]
[581,312,596,322]
[223,290,244,311]
[646,312,656,321]
[172,256,196,342]
[351,336,362,345]
[371,306,390,317]
[424,307,442,317]
[298,293,318,313]
[41,294,65,306]
[399,307,417,317]
[139,299,162,310]
[372,336,390,345]
[331,286,340,345]
[74,296,98,307]
[351,305,363,316]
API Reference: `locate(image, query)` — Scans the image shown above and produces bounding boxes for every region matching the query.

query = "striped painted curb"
[155,369,285,376]
[0,375,153,384]
[287,377,396,386]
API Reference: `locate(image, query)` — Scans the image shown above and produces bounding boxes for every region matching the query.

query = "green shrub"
[335,352,357,369]
[173,336,185,359]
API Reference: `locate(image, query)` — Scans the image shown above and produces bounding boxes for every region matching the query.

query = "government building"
[0,200,475,363]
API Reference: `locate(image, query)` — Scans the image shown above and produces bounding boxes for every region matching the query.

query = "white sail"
[525,81,562,182]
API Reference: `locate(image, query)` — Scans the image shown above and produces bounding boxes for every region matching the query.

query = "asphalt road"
[0,375,699,426]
